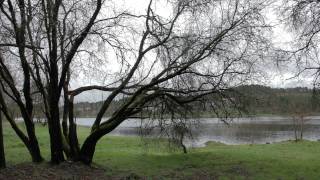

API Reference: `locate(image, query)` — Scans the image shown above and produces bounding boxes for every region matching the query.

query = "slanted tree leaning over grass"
[0,0,272,165]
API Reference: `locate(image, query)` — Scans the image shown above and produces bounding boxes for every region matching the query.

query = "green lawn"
[3,122,320,179]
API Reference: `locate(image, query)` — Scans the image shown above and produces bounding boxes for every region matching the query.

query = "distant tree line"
[60,85,320,118]
[237,85,320,116]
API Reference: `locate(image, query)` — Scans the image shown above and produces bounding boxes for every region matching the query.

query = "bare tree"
[280,0,320,86]
[0,0,272,165]
[290,101,309,141]
[0,52,43,162]
[0,0,105,163]
[72,0,272,164]
[280,1,320,141]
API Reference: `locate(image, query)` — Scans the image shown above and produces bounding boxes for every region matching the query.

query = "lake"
[74,116,320,147]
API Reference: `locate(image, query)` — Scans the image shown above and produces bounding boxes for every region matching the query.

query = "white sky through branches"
[72,0,313,102]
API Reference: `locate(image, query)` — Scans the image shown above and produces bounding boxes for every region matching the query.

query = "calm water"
[74,116,320,147]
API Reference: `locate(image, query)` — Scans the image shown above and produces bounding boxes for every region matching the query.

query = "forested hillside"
[237,85,320,116]
[7,85,318,119]
[70,85,320,118]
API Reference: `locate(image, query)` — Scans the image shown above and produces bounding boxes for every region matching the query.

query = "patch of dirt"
[0,162,223,180]
[0,161,109,180]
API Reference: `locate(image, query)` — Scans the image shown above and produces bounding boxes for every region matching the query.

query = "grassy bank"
[3,122,320,179]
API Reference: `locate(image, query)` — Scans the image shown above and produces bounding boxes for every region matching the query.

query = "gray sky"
[72,0,315,102]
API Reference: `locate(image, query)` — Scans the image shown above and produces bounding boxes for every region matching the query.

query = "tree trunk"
[48,118,65,163]
[48,99,65,164]
[62,81,69,140]
[79,130,104,165]
[300,117,304,140]
[23,123,43,163]
[62,95,69,140]
[68,96,80,161]
[79,116,127,165]
[293,117,298,142]
[61,85,71,159]
[23,114,43,163]
[182,144,187,154]
[47,57,65,164]
[27,142,43,163]
[180,134,187,154]
[61,135,71,159]
[0,111,5,168]
[0,90,43,162]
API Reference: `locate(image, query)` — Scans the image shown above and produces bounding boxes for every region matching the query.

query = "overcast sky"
[72,0,315,102]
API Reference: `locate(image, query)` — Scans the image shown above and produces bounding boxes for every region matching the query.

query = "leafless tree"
[291,115,308,141]
[280,0,320,86]
[290,102,310,141]
[72,0,272,164]
[0,0,272,165]
[0,0,105,163]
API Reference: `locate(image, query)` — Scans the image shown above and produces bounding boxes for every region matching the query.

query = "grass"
[3,122,320,179]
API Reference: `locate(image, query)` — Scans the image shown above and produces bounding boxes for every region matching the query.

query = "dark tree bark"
[0,110,5,168]
[48,89,65,164]
[62,85,69,141]
[79,93,159,164]
[27,138,43,163]
[68,96,80,161]
[79,129,105,164]
[0,0,43,163]
[179,134,187,154]
[0,84,43,162]
[61,79,71,159]
[60,44,73,158]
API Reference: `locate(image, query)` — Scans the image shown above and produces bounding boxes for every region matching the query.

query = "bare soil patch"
[0,161,109,180]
